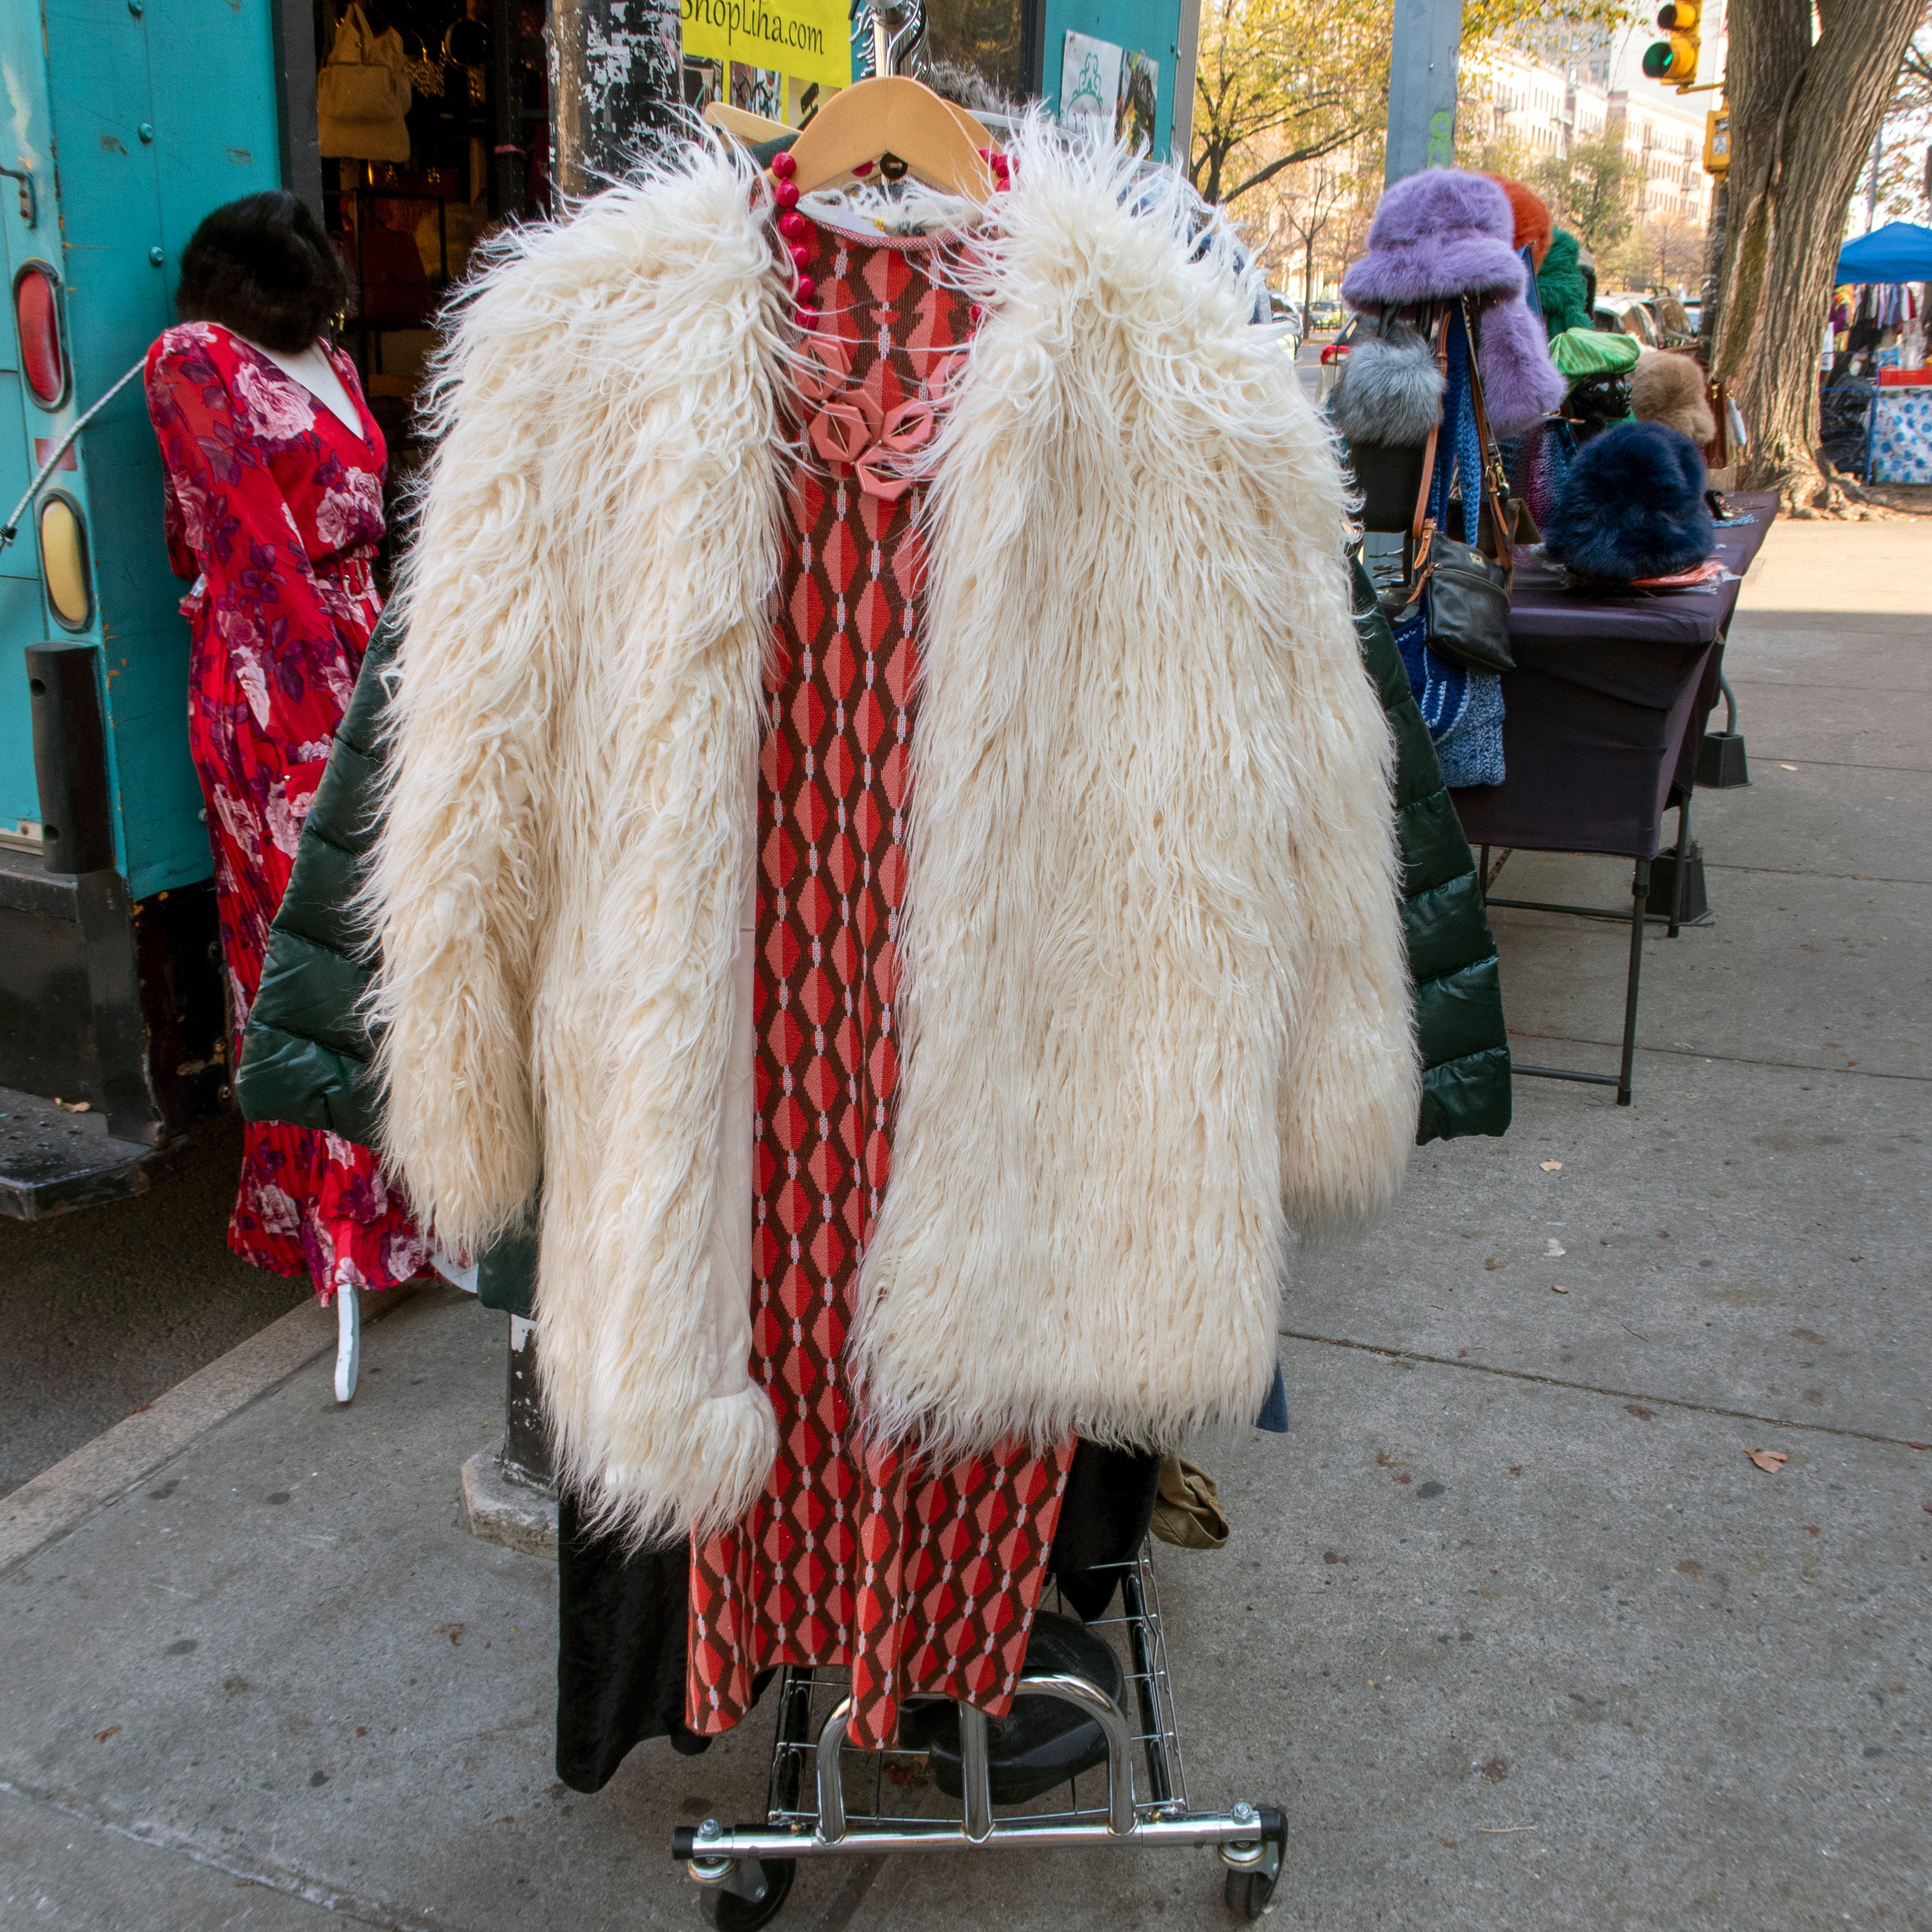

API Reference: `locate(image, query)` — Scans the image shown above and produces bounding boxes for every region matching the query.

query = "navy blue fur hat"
[1543,420,1715,582]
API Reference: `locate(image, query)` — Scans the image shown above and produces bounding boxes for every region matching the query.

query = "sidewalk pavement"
[3,516,1927,1932]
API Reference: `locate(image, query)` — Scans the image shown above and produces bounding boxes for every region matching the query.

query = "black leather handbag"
[1421,532,1514,673]
[1391,301,1517,675]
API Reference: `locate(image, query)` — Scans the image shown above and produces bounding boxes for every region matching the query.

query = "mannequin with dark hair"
[175,190,349,351]
[172,192,363,443]
[144,195,426,1375]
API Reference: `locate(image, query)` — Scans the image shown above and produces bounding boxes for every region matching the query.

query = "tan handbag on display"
[318,4,413,163]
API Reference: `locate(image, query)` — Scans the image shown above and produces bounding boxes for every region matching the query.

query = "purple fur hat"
[1341,168,1526,308]
[1478,294,1566,437]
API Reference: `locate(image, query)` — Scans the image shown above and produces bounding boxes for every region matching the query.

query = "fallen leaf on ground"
[1790,1328,1828,1345]
[1625,1404,1657,1420]
[53,1098,89,1113]
[1746,1448,1788,1472]
[1551,1284,1569,1294]
[94,1725,120,1743]
[1540,1160,1563,1172]
[1778,763,1798,771]
[1484,1257,1500,1271]
[437,1622,466,1645]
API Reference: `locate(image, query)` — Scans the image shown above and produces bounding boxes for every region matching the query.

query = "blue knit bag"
[1395,313,1506,786]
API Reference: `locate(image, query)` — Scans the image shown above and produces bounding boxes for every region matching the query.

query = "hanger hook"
[849,0,925,79]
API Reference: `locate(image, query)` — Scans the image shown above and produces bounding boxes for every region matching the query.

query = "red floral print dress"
[145,322,427,1301]
[686,220,1076,1751]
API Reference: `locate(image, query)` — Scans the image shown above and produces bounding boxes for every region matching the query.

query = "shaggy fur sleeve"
[365,248,560,1251]
[368,160,782,1259]
[852,134,1417,1462]
[1275,528,1421,1232]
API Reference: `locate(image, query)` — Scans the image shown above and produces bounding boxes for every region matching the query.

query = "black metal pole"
[491,0,524,220]
[503,1313,551,1486]
[548,0,683,199]
[1698,178,1727,366]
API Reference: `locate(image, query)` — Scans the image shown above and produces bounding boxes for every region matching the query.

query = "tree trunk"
[1715,0,1925,511]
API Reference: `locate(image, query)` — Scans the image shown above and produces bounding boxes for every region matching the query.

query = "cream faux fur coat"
[371,128,1418,1545]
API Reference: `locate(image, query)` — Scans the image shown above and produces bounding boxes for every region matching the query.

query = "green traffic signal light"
[1643,32,1699,79]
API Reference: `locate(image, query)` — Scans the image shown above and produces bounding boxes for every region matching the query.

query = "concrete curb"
[0,1286,416,1576]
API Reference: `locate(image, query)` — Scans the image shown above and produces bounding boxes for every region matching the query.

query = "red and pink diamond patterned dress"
[686,217,1077,1750]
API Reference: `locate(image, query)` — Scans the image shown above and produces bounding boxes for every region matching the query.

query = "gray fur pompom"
[1330,326,1445,446]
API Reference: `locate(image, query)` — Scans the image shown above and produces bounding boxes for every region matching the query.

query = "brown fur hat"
[1483,175,1553,268]
[1630,350,1716,445]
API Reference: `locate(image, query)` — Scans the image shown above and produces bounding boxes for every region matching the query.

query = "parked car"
[1651,293,1696,344]
[1266,291,1305,349]
[1317,312,1361,404]
[1307,298,1343,332]
[1595,293,1661,346]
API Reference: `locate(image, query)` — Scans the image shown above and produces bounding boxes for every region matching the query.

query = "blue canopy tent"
[1836,222,1932,284]
[1828,224,1932,489]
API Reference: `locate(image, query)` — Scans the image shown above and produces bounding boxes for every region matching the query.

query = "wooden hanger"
[704,101,791,144]
[780,76,995,201]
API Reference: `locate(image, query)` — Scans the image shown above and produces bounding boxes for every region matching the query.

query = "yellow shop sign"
[682,0,852,95]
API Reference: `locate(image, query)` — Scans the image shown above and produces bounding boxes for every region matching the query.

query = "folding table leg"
[1668,795,1693,940]
[1617,859,1650,1106]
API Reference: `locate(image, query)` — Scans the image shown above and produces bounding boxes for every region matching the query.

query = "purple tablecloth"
[1452,493,1777,861]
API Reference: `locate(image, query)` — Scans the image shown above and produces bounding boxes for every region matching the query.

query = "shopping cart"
[669,1537,1287,1925]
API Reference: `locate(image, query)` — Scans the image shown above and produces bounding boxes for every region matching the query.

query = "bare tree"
[1276,166,1352,330]
[1605,211,1706,292]
[1714,0,1927,509]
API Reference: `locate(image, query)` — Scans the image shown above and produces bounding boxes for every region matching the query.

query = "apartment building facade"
[1478,40,1713,225]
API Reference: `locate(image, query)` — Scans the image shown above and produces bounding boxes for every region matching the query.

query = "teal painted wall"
[1038,0,1188,160]
[0,3,57,837]
[4,0,282,899]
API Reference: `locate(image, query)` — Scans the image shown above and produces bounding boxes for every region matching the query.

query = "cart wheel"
[697,1858,794,1930]
[1224,1865,1276,1921]
[1222,1809,1286,1922]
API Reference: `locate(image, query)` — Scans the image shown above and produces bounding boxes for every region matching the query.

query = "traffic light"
[1642,0,1701,84]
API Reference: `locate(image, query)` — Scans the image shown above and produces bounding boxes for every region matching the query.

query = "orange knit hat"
[1483,175,1554,269]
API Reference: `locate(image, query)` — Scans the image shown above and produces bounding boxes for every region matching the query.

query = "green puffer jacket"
[237,579,1509,1308]
[1350,560,1512,1143]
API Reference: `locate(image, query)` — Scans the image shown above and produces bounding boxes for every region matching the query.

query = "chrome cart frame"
[669,1540,1287,1925]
